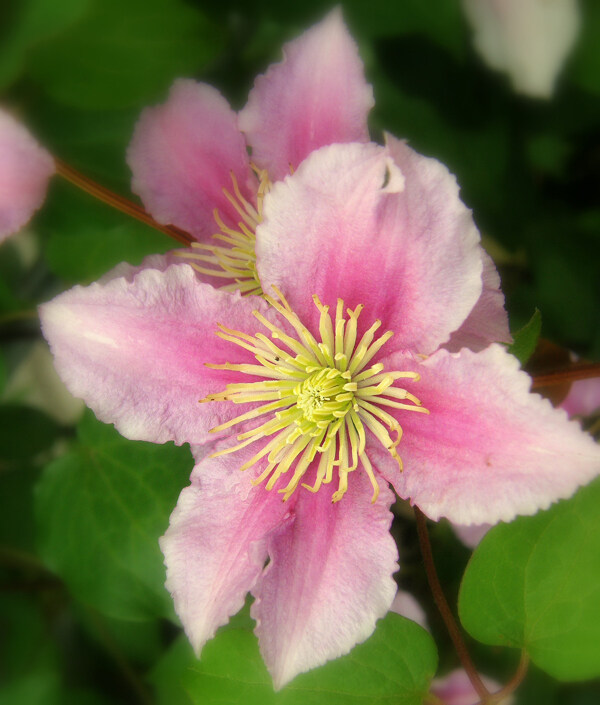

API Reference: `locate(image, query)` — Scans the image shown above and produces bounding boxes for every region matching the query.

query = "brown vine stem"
[483,651,530,705]
[531,362,600,389]
[54,158,195,247]
[414,506,491,702]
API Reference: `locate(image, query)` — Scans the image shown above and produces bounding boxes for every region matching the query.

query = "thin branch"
[484,651,530,704]
[414,506,490,701]
[54,158,195,246]
[531,362,600,388]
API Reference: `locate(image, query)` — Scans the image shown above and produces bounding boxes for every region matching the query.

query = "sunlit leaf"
[459,478,600,681]
[152,611,437,705]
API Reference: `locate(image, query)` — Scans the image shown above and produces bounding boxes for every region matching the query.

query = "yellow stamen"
[202,290,428,503]
[175,168,271,296]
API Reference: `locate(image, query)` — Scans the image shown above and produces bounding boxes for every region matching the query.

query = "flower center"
[177,167,270,296]
[296,369,349,423]
[201,289,429,503]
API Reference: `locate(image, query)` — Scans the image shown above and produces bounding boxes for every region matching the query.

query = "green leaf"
[43,183,170,284]
[459,478,600,681]
[27,0,224,109]
[153,612,437,705]
[0,0,91,90]
[35,411,192,621]
[508,309,542,365]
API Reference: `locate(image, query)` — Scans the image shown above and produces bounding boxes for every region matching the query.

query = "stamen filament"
[203,290,429,503]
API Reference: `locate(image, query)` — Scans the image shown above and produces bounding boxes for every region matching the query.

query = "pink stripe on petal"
[0,109,54,242]
[239,9,373,181]
[40,264,275,445]
[161,444,292,656]
[257,140,482,354]
[251,470,397,689]
[380,344,600,525]
[127,80,255,241]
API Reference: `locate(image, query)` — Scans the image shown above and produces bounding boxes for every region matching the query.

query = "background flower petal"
[251,469,397,689]
[238,8,373,181]
[431,668,511,705]
[560,376,600,418]
[127,80,255,241]
[257,140,482,354]
[378,344,600,524]
[0,108,55,242]
[462,0,580,98]
[40,264,275,445]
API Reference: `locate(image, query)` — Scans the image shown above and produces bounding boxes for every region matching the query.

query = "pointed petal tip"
[239,9,373,180]
[386,344,600,526]
[252,476,397,690]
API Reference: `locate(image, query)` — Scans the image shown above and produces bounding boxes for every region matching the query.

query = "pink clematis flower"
[126,8,373,295]
[40,138,600,687]
[0,108,55,243]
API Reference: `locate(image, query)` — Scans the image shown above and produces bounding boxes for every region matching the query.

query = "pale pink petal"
[431,668,511,705]
[445,250,511,352]
[462,0,580,98]
[39,264,276,445]
[451,522,492,549]
[160,444,291,655]
[127,80,255,241]
[376,344,600,525]
[238,8,373,181]
[0,109,54,242]
[390,590,428,629]
[561,376,600,418]
[251,469,397,689]
[257,140,483,354]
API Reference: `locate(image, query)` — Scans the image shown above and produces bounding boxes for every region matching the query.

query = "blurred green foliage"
[1,0,599,703]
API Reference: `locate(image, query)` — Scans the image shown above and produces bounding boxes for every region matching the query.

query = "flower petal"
[257,140,483,354]
[378,344,600,524]
[0,109,54,242]
[445,250,512,352]
[127,80,255,241]
[561,376,600,418]
[451,522,491,549]
[462,0,580,99]
[238,9,373,181]
[431,669,511,705]
[251,469,397,689]
[40,264,275,445]
[390,590,428,629]
[160,444,291,655]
